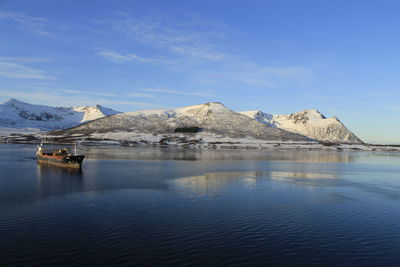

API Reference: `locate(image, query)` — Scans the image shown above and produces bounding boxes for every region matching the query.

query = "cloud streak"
[61,89,120,97]
[0,60,55,80]
[97,49,172,64]
[0,11,56,38]
[140,88,213,97]
[103,13,315,88]
[193,62,314,87]
[113,13,227,61]
[0,57,52,63]
[127,93,155,98]
[63,89,156,98]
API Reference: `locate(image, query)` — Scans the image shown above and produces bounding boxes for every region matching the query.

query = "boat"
[36,142,85,169]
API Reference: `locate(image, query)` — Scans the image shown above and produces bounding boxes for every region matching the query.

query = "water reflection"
[269,171,339,189]
[36,163,84,197]
[173,171,262,195]
[80,146,358,162]
[269,171,336,179]
[173,170,338,196]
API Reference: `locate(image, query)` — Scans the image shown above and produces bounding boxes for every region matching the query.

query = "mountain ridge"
[55,102,312,142]
[0,98,363,144]
[0,98,120,131]
[240,109,363,143]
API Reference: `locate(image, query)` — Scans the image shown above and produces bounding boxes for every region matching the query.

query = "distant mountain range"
[55,102,310,142]
[0,98,120,131]
[0,99,363,144]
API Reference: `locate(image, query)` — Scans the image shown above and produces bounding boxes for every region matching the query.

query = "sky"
[0,0,399,143]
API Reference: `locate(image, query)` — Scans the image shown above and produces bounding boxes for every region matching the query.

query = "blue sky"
[0,0,399,143]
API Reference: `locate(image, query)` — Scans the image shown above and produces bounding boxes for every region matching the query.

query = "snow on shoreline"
[1,131,399,152]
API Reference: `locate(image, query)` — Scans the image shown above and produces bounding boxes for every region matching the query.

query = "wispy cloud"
[170,45,225,61]
[127,93,155,98]
[0,57,52,63]
[236,65,314,86]
[62,87,205,99]
[61,89,120,97]
[97,49,172,64]
[112,13,227,61]
[0,11,45,26]
[195,63,314,87]
[104,13,314,88]
[63,89,156,98]
[0,11,55,38]
[0,60,55,80]
[140,88,213,97]
[257,66,314,80]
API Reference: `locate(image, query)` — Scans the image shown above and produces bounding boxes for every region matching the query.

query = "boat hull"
[37,154,85,169]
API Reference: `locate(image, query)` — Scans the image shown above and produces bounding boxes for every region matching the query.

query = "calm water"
[1,144,400,266]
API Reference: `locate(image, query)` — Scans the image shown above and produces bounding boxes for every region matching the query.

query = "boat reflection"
[36,162,84,197]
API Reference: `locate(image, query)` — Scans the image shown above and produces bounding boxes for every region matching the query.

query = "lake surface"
[1,144,400,266]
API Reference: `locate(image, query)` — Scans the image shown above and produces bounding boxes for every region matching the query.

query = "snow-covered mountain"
[0,99,362,144]
[240,109,363,143]
[0,98,120,131]
[55,102,311,142]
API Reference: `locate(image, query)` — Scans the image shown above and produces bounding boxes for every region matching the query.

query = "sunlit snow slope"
[240,109,362,143]
[57,102,311,141]
[0,98,120,131]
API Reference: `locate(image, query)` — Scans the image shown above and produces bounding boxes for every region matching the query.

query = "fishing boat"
[36,142,85,169]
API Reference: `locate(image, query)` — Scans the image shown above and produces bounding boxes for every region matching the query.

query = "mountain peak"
[177,102,231,115]
[205,101,224,105]
[293,109,326,120]
[56,101,310,142]
[0,99,120,130]
[198,102,232,112]
[4,98,26,105]
[202,102,228,109]
[302,108,321,113]
[240,108,362,143]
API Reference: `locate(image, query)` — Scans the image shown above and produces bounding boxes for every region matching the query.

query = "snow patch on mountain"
[240,109,363,143]
[73,104,119,122]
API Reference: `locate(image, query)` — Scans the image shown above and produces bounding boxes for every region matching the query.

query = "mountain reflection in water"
[80,146,358,162]
[173,171,338,196]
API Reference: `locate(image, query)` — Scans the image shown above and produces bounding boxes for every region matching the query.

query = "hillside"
[54,102,311,142]
[0,98,120,131]
[240,109,363,143]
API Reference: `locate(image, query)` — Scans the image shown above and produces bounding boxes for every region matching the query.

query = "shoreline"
[1,133,399,152]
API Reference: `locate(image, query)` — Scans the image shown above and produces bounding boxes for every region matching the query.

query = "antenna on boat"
[40,132,46,147]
